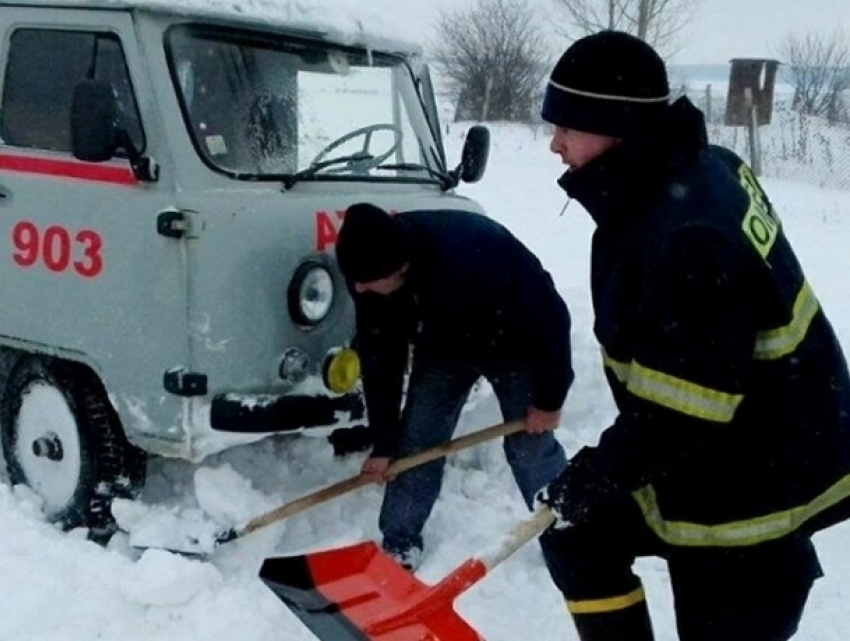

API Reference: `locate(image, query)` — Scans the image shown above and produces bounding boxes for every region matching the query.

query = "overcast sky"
[374,0,850,65]
[676,0,850,64]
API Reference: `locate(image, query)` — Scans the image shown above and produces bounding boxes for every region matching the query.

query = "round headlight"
[288,263,335,325]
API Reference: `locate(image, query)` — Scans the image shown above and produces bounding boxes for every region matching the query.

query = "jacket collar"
[557,96,708,227]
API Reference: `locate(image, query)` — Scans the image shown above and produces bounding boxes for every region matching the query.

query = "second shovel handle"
[386,419,524,478]
[240,419,525,536]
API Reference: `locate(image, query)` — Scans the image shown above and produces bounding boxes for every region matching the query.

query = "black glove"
[534,447,622,528]
[534,483,575,529]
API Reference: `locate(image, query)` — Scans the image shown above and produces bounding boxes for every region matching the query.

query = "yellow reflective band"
[602,351,631,382]
[567,586,646,615]
[754,281,819,360]
[602,351,742,423]
[633,474,850,547]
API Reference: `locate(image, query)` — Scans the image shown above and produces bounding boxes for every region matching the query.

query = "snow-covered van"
[0,0,489,533]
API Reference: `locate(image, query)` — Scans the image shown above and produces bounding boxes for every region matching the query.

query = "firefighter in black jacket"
[335,203,572,571]
[534,30,850,641]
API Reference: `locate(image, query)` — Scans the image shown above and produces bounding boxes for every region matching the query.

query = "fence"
[685,84,850,191]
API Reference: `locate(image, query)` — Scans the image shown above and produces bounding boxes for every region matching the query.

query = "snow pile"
[113,464,283,556]
[120,549,223,606]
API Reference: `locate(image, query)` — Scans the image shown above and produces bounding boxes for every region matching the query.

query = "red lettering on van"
[315,209,347,252]
[11,221,103,278]
[315,208,398,252]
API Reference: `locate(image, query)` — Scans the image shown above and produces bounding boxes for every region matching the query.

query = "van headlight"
[289,262,334,325]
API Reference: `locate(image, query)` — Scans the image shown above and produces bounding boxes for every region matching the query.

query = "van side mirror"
[71,78,119,162]
[70,78,159,182]
[458,125,490,183]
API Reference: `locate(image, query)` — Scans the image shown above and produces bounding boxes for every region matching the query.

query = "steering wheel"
[309,123,402,173]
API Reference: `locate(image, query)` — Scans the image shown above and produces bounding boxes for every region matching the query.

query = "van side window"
[1,29,144,153]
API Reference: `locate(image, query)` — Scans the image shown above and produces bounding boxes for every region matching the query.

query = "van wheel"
[0,356,146,537]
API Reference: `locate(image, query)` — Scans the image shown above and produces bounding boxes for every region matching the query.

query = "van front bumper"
[210,390,365,433]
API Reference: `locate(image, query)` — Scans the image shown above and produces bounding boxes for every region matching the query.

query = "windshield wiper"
[283,153,374,190]
[375,162,458,191]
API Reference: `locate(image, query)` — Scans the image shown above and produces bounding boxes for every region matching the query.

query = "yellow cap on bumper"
[323,348,361,394]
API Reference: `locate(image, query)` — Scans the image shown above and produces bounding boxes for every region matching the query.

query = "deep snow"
[1,122,849,640]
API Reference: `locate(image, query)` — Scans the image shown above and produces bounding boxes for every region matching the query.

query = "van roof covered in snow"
[0,0,422,56]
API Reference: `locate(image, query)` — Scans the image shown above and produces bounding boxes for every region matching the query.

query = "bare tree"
[430,0,549,123]
[550,0,701,55]
[778,30,850,124]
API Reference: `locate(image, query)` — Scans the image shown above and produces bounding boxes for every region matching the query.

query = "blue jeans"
[378,357,567,552]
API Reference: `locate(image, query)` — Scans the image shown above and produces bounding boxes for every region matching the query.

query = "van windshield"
[166,25,444,184]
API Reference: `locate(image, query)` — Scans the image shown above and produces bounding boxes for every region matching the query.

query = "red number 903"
[11,221,103,278]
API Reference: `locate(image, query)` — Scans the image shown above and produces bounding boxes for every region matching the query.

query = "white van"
[0,0,490,534]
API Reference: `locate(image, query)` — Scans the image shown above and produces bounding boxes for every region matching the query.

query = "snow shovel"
[135,420,524,556]
[260,506,555,640]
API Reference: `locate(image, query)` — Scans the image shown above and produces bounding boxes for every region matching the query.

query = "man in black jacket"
[335,202,572,571]
[534,30,850,641]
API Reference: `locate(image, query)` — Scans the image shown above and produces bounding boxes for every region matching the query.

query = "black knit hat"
[541,30,670,138]
[336,203,410,283]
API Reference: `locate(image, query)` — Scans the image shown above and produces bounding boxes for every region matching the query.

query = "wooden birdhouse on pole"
[725,58,781,176]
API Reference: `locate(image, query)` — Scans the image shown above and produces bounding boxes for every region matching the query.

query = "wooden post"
[482,77,493,121]
[745,87,762,176]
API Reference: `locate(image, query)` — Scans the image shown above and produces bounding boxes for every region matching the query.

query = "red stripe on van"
[0,153,138,185]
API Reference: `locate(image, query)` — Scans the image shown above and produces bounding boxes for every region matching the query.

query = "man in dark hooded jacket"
[335,203,572,571]
[533,30,850,641]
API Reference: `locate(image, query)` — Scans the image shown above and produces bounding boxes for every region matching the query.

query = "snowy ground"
[2,123,850,640]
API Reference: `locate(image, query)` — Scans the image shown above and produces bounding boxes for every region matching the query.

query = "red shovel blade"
[260,541,486,641]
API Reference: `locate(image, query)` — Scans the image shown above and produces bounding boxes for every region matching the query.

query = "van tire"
[0,356,146,537]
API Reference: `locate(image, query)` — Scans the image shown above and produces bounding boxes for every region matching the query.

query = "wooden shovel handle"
[239,419,525,537]
[480,506,555,572]
[386,419,524,477]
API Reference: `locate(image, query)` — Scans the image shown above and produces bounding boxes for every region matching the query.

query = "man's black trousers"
[538,495,823,641]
